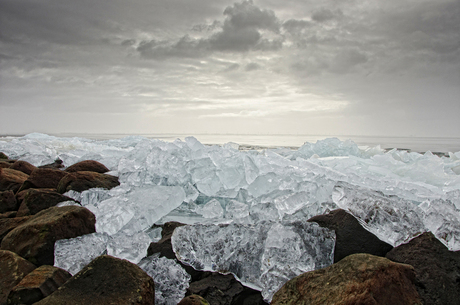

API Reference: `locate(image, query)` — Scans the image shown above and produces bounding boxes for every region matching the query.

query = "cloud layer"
[1,0,459,136]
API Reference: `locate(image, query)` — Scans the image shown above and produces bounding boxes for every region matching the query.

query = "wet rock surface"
[0,216,31,243]
[64,160,110,173]
[16,189,75,217]
[271,253,422,305]
[0,190,18,213]
[7,265,72,305]
[57,171,120,193]
[0,250,36,305]
[0,168,29,193]
[1,206,96,266]
[386,232,460,305]
[18,168,67,192]
[34,255,155,305]
[9,160,37,175]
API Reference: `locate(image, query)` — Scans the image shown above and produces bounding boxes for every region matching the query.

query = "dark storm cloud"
[136,0,283,59]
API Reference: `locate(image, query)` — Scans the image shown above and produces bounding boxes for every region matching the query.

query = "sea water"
[1,133,459,303]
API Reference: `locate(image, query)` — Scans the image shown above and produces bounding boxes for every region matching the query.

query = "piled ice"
[1,133,460,302]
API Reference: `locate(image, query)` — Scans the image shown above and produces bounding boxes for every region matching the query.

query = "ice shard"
[171,221,335,301]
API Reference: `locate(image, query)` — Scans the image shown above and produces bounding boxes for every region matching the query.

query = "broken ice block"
[138,254,191,305]
[54,232,110,275]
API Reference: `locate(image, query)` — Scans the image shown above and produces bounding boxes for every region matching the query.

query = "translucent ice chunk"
[171,221,334,302]
[54,232,110,275]
[197,199,224,218]
[138,254,191,305]
[107,231,151,264]
[225,200,249,219]
[332,181,426,246]
[93,197,135,235]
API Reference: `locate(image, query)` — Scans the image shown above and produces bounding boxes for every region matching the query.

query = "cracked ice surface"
[138,254,191,305]
[1,133,460,301]
[172,221,335,301]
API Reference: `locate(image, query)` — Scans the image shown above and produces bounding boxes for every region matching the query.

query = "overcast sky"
[1,0,459,137]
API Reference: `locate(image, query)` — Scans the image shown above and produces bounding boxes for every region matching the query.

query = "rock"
[1,206,96,266]
[271,253,422,305]
[64,160,109,173]
[0,216,30,243]
[15,188,56,207]
[0,168,29,193]
[18,168,67,192]
[34,255,155,305]
[0,211,17,218]
[7,265,72,305]
[178,294,210,305]
[0,161,11,169]
[0,250,36,305]
[16,189,76,217]
[9,160,37,175]
[308,209,393,262]
[0,152,8,159]
[187,273,267,305]
[56,171,120,194]
[0,190,18,213]
[386,232,460,305]
[38,159,64,169]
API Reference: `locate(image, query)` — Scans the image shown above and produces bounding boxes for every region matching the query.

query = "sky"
[0,0,459,137]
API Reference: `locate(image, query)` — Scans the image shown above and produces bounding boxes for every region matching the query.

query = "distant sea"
[2,133,459,153]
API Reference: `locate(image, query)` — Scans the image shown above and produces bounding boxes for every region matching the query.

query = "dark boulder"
[65,160,110,173]
[56,171,120,194]
[34,255,155,305]
[7,265,72,305]
[38,159,64,169]
[9,160,37,175]
[16,189,76,217]
[308,209,393,262]
[0,168,29,193]
[0,250,36,305]
[386,232,460,305]
[178,294,210,305]
[18,168,67,192]
[187,273,267,305]
[0,211,17,218]
[1,206,96,266]
[0,190,18,213]
[0,161,12,169]
[271,253,422,305]
[0,216,31,243]
[0,152,8,159]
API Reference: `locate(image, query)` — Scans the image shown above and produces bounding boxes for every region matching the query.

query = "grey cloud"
[282,19,312,35]
[245,62,261,71]
[331,49,368,73]
[137,0,283,59]
[311,8,343,23]
[121,39,136,47]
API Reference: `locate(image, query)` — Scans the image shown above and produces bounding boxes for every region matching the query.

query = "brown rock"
[0,250,36,305]
[16,189,76,217]
[15,188,56,207]
[34,255,155,305]
[271,253,422,305]
[386,232,460,305]
[18,168,67,192]
[1,206,96,266]
[9,160,37,175]
[187,273,267,305]
[0,211,17,218]
[65,160,110,173]
[38,159,64,169]
[0,168,29,193]
[178,294,210,305]
[7,265,72,305]
[0,216,30,243]
[0,190,18,213]
[57,171,120,194]
[0,161,11,169]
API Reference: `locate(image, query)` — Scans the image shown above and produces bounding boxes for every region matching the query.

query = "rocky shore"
[1,152,459,304]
